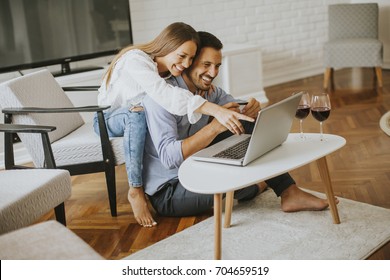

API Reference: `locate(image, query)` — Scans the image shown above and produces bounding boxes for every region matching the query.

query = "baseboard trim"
[264,65,324,87]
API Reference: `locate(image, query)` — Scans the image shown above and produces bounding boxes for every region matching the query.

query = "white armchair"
[0,69,125,216]
[0,168,71,234]
[0,123,72,234]
[0,221,103,259]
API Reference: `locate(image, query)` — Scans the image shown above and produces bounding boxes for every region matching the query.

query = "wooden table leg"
[316,156,340,224]
[214,193,222,260]
[323,67,331,90]
[224,191,234,228]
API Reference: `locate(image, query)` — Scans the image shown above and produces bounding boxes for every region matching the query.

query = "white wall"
[3,0,384,86]
[129,0,349,87]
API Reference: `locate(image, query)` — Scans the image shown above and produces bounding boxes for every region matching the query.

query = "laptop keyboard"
[213,137,251,159]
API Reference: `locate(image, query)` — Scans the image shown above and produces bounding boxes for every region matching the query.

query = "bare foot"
[128,186,157,227]
[256,182,268,194]
[280,184,339,212]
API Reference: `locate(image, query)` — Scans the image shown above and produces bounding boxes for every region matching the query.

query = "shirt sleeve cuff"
[187,95,207,124]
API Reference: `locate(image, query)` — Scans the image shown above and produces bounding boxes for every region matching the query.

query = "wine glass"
[293,91,311,140]
[311,93,331,141]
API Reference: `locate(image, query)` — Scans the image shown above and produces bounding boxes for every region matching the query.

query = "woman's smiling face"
[158,40,198,76]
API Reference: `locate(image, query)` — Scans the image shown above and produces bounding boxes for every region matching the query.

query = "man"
[141,31,334,218]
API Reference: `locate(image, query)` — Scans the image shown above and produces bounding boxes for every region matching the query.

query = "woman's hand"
[208,101,240,134]
[198,101,254,135]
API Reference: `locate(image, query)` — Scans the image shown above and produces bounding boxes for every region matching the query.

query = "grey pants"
[149,178,259,217]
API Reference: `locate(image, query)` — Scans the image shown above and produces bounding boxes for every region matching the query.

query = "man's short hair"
[198,31,223,50]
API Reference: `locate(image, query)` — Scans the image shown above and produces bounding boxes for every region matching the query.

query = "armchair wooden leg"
[224,191,234,228]
[316,156,340,224]
[105,164,117,217]
[323,68,332,91]
[54,202,66,226]
[375,67,383,88]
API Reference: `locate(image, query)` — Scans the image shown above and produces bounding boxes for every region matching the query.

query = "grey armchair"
[323,3,383,91]
[0,69,125,217]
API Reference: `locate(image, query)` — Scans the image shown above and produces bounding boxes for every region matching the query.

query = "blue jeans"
[93,107,146,187]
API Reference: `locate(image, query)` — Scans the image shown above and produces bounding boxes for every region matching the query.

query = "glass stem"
[320,122,323,141]
[299,119,304,138]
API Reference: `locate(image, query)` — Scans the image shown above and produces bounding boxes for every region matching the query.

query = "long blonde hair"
[104,22,200,87]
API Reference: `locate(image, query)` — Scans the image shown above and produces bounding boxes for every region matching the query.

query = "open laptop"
[191,92,303,166]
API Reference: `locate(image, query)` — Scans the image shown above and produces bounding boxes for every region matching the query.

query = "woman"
[94,22,253,227]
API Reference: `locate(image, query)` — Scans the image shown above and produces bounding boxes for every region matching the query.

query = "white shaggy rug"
[379,111,390,136]
[125,190,390,260]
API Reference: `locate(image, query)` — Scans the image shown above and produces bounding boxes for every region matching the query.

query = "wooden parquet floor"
[38,68,390,260]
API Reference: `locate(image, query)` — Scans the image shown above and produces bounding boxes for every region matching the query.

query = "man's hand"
[240,98,261,118]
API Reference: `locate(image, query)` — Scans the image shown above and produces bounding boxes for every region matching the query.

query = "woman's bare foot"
[128,186,157,227]
[280,184,339,212]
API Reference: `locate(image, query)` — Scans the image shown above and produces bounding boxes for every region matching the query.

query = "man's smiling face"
[186,47,222,91]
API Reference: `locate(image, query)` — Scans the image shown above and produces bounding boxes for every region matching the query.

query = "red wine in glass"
[293,91,311,139]
[296,105,310,119]
[311,93,331,141]
[311,107,330,122]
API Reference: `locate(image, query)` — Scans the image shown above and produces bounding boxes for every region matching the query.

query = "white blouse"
[97,49,205,123]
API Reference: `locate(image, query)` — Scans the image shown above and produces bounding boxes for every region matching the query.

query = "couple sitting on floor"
[95,22,335,228]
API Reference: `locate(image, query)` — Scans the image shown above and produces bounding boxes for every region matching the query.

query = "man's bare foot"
[256,182,268,194]
[280,184,339,212]
[128,186,157,227]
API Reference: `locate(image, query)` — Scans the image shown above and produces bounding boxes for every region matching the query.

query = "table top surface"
[178,133,346,194]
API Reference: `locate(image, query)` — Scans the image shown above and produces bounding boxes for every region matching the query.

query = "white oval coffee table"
[179,133,346,259]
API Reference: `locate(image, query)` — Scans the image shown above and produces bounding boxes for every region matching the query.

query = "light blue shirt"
[142,75,239,196]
